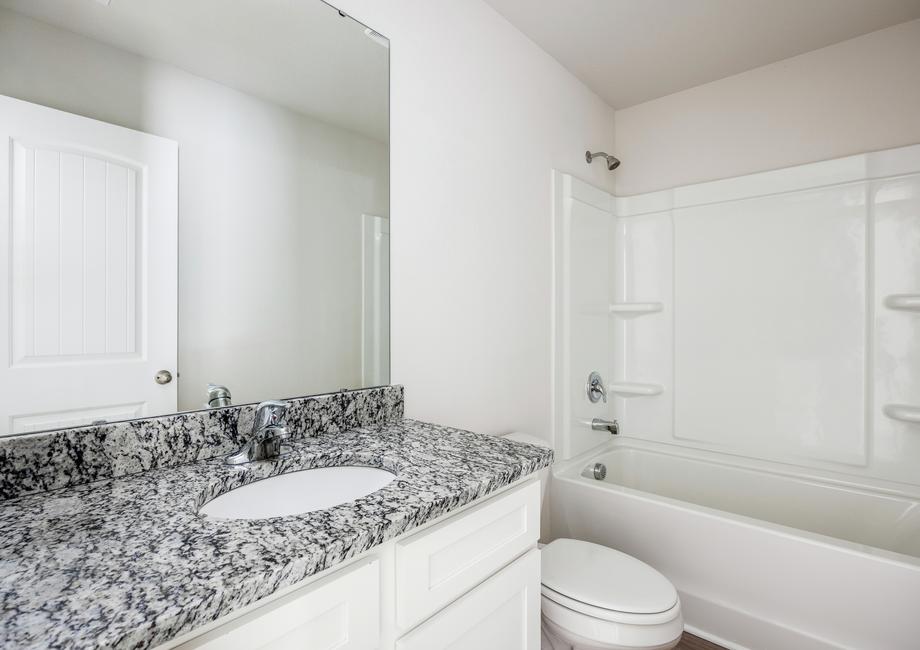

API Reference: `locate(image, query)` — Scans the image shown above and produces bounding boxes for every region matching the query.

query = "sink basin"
[200,466,396,520]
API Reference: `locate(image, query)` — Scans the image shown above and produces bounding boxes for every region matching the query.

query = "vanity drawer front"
[181,559,379,650]
[395,480,540,630]
[395,548,541,650]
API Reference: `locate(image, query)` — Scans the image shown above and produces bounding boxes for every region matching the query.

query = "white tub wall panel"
[614,189,673,219]
[550,474,920,650]
[869,144,920,180]
[551,172,571,461]
[672,183,869,467]
[670,154,869,210]
[567,173,615,214]
[872,173,920,485]
[613,211,674,440]
[563,192,615,459]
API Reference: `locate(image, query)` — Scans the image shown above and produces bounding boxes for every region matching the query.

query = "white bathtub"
[549,440,920,650]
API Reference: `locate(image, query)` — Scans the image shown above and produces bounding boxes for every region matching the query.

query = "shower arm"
[585,150,621,170]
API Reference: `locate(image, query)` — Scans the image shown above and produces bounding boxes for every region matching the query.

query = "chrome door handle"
[155,370,173,385]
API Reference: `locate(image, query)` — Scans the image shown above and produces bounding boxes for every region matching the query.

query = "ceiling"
[0,0,389,141]
[483,0,920,109]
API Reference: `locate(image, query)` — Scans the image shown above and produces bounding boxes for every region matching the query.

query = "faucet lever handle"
[254,424,289,442]
[253,400,290,430]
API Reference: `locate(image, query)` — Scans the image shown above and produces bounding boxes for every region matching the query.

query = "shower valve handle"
[587,371,607,403]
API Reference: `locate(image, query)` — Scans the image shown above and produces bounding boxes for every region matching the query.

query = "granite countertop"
[0,419,552,649]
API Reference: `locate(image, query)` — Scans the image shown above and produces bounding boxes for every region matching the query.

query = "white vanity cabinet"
[170,479,541,650]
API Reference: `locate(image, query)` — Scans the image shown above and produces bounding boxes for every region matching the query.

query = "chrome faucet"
[591,418,619,435]
[225,400,290,464]
[587,371,607,403]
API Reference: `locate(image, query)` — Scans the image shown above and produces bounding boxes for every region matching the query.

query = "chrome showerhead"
[586,150,621,171]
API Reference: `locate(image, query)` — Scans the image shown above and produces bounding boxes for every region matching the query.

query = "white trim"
[614,142,920,217]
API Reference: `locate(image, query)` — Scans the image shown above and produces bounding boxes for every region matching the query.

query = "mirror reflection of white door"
[0,95,178,434]
[361,214,390,387]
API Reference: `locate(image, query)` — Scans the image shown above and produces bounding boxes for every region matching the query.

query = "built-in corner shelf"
[884,294,920,312]
[608,302,664,316]
[608,382,664,397]
[883,404,920,424]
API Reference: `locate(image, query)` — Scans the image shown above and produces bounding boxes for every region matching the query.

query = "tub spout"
[592,418,619,435]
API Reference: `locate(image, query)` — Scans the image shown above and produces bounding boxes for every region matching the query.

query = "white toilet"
[540,538,683,650]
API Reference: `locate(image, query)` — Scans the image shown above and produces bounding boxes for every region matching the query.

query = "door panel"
[11,142,141,363]
[396,549,541,650]
[0,94,178,434]
[395,481,540,631]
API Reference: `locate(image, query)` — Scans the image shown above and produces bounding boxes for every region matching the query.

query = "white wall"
[0,9,389,411]
[333,0,617,441]
[614,19,920,196]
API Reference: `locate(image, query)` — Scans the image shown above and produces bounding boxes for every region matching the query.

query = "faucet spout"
[591,418,619,435]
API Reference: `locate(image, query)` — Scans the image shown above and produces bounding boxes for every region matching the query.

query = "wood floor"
[676,631,727,650]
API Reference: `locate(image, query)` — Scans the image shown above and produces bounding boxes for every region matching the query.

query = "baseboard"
[683,624,750,650]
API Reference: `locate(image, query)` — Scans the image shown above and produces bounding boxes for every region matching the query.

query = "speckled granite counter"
[0,419,552,649]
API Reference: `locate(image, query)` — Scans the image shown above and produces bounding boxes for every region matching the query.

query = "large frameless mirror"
[0,0,389,436]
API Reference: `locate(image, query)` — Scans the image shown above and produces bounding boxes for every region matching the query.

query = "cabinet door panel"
[396,480,540,630]
[396,549,540,650]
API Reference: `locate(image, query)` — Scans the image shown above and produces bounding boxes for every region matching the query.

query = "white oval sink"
[200,466,396,520]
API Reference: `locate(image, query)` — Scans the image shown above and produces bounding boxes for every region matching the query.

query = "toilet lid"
[541,539,678,615]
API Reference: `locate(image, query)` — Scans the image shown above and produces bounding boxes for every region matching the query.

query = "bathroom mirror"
[0,0,389,436]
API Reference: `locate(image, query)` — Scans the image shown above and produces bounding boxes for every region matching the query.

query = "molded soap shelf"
[609,382,664,397]
[883,404,920,424]
[884,295,920,312]
[608,302,664,316]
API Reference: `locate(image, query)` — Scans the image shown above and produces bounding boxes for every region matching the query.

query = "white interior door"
[0,94,178,434]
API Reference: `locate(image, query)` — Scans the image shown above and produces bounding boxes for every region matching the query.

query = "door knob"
[155,370,173,385]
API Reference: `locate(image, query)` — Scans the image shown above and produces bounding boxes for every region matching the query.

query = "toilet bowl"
[540,538,683,650]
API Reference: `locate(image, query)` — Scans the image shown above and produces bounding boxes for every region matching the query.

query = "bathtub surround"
[0,385,403,500]
[0,418,552,649]
[552,143,920,649]
[553,143,920,487]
